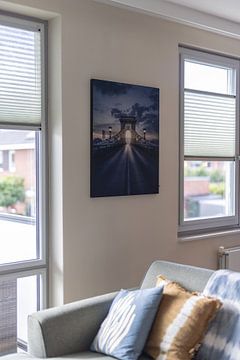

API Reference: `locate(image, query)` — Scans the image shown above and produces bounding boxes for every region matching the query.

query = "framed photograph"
[90,79,159,197]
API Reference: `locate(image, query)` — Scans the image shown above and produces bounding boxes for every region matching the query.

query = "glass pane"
[184,161,235,221]
[0,129,38,264]
[0,273,41,355]
[184,60,235,95]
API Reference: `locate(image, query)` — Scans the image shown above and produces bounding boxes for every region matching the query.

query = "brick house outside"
[0,130,36,216]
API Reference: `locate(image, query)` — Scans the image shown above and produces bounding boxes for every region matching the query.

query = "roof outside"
[0,130,35,149]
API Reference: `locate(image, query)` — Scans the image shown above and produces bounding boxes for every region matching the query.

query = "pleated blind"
[184,90,236,157]
[0,24,41,126]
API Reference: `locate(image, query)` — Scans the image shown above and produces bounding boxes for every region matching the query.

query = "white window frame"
[0,150,3,171]
[179,47,240,234]
[8,150,16,172]
[0,10,48,348]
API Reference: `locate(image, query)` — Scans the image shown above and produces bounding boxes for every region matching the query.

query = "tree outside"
[0,176,25,213]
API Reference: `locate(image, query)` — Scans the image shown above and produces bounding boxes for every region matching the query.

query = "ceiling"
[165,0,240,23]
[95,0,240,38]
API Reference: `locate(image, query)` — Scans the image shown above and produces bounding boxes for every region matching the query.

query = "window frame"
[0,150,3,171]
[8,150,16,172]
[0,9,48,336]
[179,46,240,234]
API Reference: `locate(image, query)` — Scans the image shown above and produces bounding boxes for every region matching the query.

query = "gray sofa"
[3,260,214,360]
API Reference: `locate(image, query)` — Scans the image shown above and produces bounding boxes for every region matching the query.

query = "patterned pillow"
[91,286,164,360]
[144,276,221,360]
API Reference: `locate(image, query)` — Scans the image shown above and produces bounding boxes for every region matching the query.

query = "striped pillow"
[91,287,164,360]
[144,276,221,360]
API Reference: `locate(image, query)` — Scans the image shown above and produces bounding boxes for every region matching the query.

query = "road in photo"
[91,143,158,197]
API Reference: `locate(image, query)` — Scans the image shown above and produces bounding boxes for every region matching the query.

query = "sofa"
[3,260,214,360]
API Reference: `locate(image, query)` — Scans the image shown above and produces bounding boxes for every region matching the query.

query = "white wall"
[1,0,240,306]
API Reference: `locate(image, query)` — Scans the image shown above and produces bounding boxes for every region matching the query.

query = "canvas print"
[91,79,159,197]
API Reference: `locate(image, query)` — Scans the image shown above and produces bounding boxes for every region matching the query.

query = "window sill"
[178,228,240,242]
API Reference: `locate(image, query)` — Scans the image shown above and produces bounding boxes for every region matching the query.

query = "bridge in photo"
[113,116,143,144]
[91,116,159,197]
[93,116,158,153]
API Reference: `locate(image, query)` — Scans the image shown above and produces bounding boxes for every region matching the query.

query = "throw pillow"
[144,276,221,360]
[195,269,240,360]
[91,286,164,360]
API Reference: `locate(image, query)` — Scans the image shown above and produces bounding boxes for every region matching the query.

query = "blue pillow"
[90,286,164,360]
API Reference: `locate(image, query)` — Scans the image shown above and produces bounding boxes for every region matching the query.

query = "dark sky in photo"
[92,79,159,140]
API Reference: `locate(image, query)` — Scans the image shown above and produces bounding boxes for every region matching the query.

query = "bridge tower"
[119,116,138,144]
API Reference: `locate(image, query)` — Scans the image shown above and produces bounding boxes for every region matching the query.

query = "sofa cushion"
[144,276,221,360]
[0,354,33,360]
[0,352,151,360]
[91,287,164,360]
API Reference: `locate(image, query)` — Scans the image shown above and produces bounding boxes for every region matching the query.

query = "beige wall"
[2,0,240,306]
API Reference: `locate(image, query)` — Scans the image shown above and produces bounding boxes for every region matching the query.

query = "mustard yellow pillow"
[144,276,221,360]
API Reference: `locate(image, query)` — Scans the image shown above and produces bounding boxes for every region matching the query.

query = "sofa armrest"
[28,291,117,358]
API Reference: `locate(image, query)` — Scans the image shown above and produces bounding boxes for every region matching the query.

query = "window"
[179,47,239,234]
[0,150,3,171]
[0,14,47,355]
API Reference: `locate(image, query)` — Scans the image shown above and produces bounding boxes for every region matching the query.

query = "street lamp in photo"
[143,128,146,140]
[109,126,112,139]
